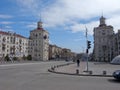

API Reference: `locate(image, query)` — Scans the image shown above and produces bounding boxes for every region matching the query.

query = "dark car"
[113,70,120,80]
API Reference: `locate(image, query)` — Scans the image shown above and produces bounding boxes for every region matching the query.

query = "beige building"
[93,16,114,62]
[49,45,62,59]
[29,21,49,61]
[49,44,76,60]
[0,31,29,59]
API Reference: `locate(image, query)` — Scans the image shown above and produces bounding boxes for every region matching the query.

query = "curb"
[48,63,113,78]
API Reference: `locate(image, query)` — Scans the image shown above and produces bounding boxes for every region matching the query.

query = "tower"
[29,20,49,61]
[37,21,43,29]
[93,16,114,62]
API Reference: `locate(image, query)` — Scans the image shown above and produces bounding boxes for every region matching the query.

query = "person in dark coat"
[77,59,80,67]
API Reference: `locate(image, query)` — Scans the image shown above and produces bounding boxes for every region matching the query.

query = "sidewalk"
[55,61,120,76]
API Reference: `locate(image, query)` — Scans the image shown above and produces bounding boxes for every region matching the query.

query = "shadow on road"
[108,79,120,83]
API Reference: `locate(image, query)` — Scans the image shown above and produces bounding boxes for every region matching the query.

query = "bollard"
[51,67,54,71]
[89,71,93,75]
[67,63,69,65]
[76,69,79,74]
[103,71,107,75]
[54,66,56,68]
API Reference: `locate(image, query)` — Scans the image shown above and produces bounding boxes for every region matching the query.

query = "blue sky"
[1,0,120,53]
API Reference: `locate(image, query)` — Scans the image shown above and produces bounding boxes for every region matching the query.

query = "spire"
[99,15,106,27]
[37,13,43,29]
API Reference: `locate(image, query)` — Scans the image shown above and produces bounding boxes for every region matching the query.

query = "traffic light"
[87,40,91,49]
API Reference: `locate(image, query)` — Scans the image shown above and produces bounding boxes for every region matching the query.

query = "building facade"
[49,45,62,59]
[0,21,76,61]
[114,30,120,56]
[29,21,49,61]
[93,16,114,62]
[49,44,76,60]
[0,31,29,59]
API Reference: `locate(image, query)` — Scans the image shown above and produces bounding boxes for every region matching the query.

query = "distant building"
[0,31,29,59]
[93,16,114,62]
[49,44,62,59]
[49,44,77,60]
[29,21,49,61]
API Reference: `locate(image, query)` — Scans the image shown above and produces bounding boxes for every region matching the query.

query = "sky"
[0,0,120,53]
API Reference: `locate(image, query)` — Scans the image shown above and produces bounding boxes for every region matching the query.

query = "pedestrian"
[77,59,80,67]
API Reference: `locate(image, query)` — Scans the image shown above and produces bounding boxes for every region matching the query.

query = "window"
[2,44,6,51]
[19,39,22,44]
[102,30,106,35]
[3,37,6,42]
[36,34,38,38]
[102,32,105,35]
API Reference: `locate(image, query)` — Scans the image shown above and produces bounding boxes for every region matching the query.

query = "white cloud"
[16,0,39,12]
[16,0,120,35]
[16,0,48,16]
[66,21,99,35]
[4,26,12,29]
[0,21,14,25]
[26,22,37,29]
[42,0,120,34]
[107,16,120,33]
[0,14,13,19]
[49,40,53,44]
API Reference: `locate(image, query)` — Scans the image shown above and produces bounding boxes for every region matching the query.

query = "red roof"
[0,31,8,35]
[31,28,48,33]
[37,27,44,30]
[0,31,27,39]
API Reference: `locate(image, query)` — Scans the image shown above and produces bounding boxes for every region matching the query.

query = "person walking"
[77,59,80,67]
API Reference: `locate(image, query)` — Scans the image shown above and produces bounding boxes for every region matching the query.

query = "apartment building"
[0,31,29,59]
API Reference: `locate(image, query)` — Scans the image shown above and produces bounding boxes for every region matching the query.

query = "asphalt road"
[0,61,120,90]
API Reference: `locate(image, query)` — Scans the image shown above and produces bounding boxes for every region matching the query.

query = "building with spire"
[93,16,115,62]
[28,21,49,61]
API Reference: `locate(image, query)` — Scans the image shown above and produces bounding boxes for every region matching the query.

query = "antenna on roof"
[101,10,104,17]
[39,12,42,22]
[37,12,43,29]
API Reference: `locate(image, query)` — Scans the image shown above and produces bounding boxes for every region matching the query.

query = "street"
[0,61,120,90]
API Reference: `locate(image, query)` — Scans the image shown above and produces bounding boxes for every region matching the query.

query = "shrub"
[13,57,17,61]
[4,54,10,61]
[22,55,26,60]
[27,55,32,61]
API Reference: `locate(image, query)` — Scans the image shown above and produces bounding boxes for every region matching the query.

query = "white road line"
[0,62,42,67]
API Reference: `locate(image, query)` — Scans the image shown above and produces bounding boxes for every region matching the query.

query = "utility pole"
[85,27,91,72]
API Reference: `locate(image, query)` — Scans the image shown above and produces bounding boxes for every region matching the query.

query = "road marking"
[0,62,42,67]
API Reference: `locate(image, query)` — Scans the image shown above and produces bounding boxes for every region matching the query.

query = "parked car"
[113,70,120,80]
